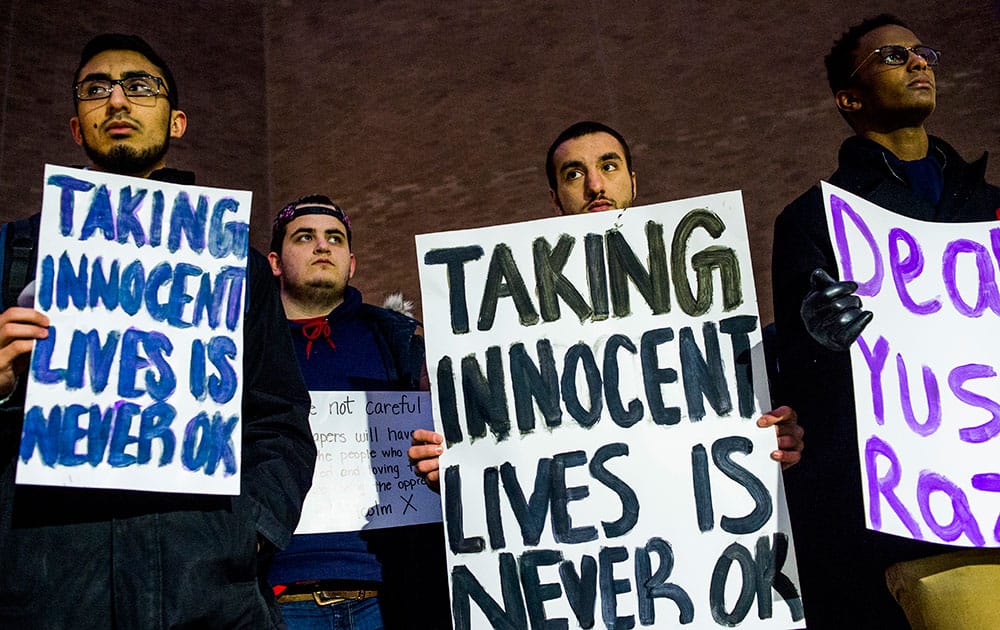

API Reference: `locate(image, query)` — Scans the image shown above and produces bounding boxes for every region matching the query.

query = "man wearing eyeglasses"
[772,14,1000,629]
[0,33,316,628]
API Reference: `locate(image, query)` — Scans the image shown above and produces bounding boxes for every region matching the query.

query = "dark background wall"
[2,0,998,326]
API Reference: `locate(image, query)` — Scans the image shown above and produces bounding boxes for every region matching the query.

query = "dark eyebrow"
[558,159,585,174]
[598,152,623,162]
[324,228,347,238]
[289,227,316,237]
[78,70,157,82]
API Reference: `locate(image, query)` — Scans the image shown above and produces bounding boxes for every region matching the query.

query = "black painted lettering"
[510,340,562,434]
[679,323,732,421]
[599,546,635,629]
[534,234,592,323]
[713,436,773,534]
[501,460,553,546]
[424,245,484,335]
[635,537,694,625]
[451,554,527,630]
[479,243,539,331]
[720,315,758,418]
[671,209,742,316]
[603,334,643,428]
[520,549,566,630]
[589,443,639,538]
[585,233,609,321]
[551,451,598,545]
[559,555,597,629]
[462,347,511,442]
[639,327,680,425]
[445,465,486,554]
[561,343,603,428]
[606,222,670,318]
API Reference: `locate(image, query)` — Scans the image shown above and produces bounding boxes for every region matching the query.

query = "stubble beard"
[82,128,171,177]
[286,278,346,312]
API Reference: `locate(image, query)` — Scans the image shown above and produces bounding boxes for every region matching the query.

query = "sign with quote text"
[296,390,442,534]
[17,165,250,495]
[823,181,1000,547]
[416,193,804,629]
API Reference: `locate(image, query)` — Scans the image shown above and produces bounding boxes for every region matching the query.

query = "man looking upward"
[267,196,449,629]
[411,121,803,486]
[773,14,1000,628]
[0,34,315,628]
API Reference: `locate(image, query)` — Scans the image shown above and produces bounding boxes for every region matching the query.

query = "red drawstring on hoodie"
[299,317,335,359]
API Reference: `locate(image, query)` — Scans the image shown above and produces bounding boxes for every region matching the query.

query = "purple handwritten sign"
[823,181,1000,547]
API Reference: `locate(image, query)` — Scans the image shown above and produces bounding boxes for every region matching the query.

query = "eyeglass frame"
[73,74,168,102]
[849,45,941,79]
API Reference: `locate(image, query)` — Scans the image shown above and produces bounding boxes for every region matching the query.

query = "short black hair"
[75,33,179,108]
[545,121,632,191]
[270,194,351,254]
[825,14,910,94]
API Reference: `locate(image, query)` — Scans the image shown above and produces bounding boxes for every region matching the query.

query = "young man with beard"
[772,14,1000,628]
[266,196,449,629]
[0,34,316,628]
[410,120,804,487]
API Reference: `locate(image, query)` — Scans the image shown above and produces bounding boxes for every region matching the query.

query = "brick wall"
[1,0,997,326]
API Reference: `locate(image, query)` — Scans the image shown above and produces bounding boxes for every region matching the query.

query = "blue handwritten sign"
[17,165,251,495]
[823,181,1000,547]
[416,192,805,629]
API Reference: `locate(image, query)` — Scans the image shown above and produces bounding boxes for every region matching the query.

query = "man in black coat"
[0,33,316,628]
[772,14,1000,629]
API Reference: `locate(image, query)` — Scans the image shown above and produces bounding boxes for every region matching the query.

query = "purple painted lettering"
[829,194,883,296]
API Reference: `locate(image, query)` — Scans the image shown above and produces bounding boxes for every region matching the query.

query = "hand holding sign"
[0,307,49,399]
[408,428,444,491]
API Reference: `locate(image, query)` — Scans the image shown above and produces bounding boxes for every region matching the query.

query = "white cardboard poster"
[417,193,804,629]
[297,390,442,534]
[17,165,250,495]
[823,181,1000,548]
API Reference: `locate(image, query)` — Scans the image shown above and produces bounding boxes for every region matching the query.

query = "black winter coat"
[771,135,1000,629]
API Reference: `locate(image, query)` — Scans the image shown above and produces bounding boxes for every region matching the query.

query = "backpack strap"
[2,214,40,309]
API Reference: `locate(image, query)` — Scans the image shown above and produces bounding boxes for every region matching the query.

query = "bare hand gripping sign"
[17,165,250,495]
[823,182,1000,548]
[416,192,804,629]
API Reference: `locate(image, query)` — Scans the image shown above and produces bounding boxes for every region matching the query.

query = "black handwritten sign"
[823,182,1000,548]
[416,193,804,629]
[18,165,250,495]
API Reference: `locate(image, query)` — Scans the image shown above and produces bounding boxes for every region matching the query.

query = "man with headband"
[266,195,449,628]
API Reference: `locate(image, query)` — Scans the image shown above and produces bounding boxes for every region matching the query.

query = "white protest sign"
[822,181,1000,547]
[17,165,250,495]
[296,390,442,534]
[416,193,804,629]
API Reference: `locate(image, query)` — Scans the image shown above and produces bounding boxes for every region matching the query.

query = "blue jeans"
[280,596,383,630]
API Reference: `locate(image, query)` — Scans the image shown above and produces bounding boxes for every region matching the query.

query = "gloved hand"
[800,268,873,351]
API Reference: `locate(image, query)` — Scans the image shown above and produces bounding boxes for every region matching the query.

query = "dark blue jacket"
[269,285,450,628]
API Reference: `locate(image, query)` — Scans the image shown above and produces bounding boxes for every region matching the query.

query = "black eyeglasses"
[849,45,941,78]
[74,75,166,101]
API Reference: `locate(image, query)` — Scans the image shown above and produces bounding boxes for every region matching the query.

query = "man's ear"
[630,171,637,206]
[266,251,282,277]
[169,109,188,139]
[70,116,84,146]
[348,253,357,280]
[835,88,862,115]
[549,188,564,215]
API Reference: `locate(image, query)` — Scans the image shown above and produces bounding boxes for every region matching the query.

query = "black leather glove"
[800,268,873,351]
